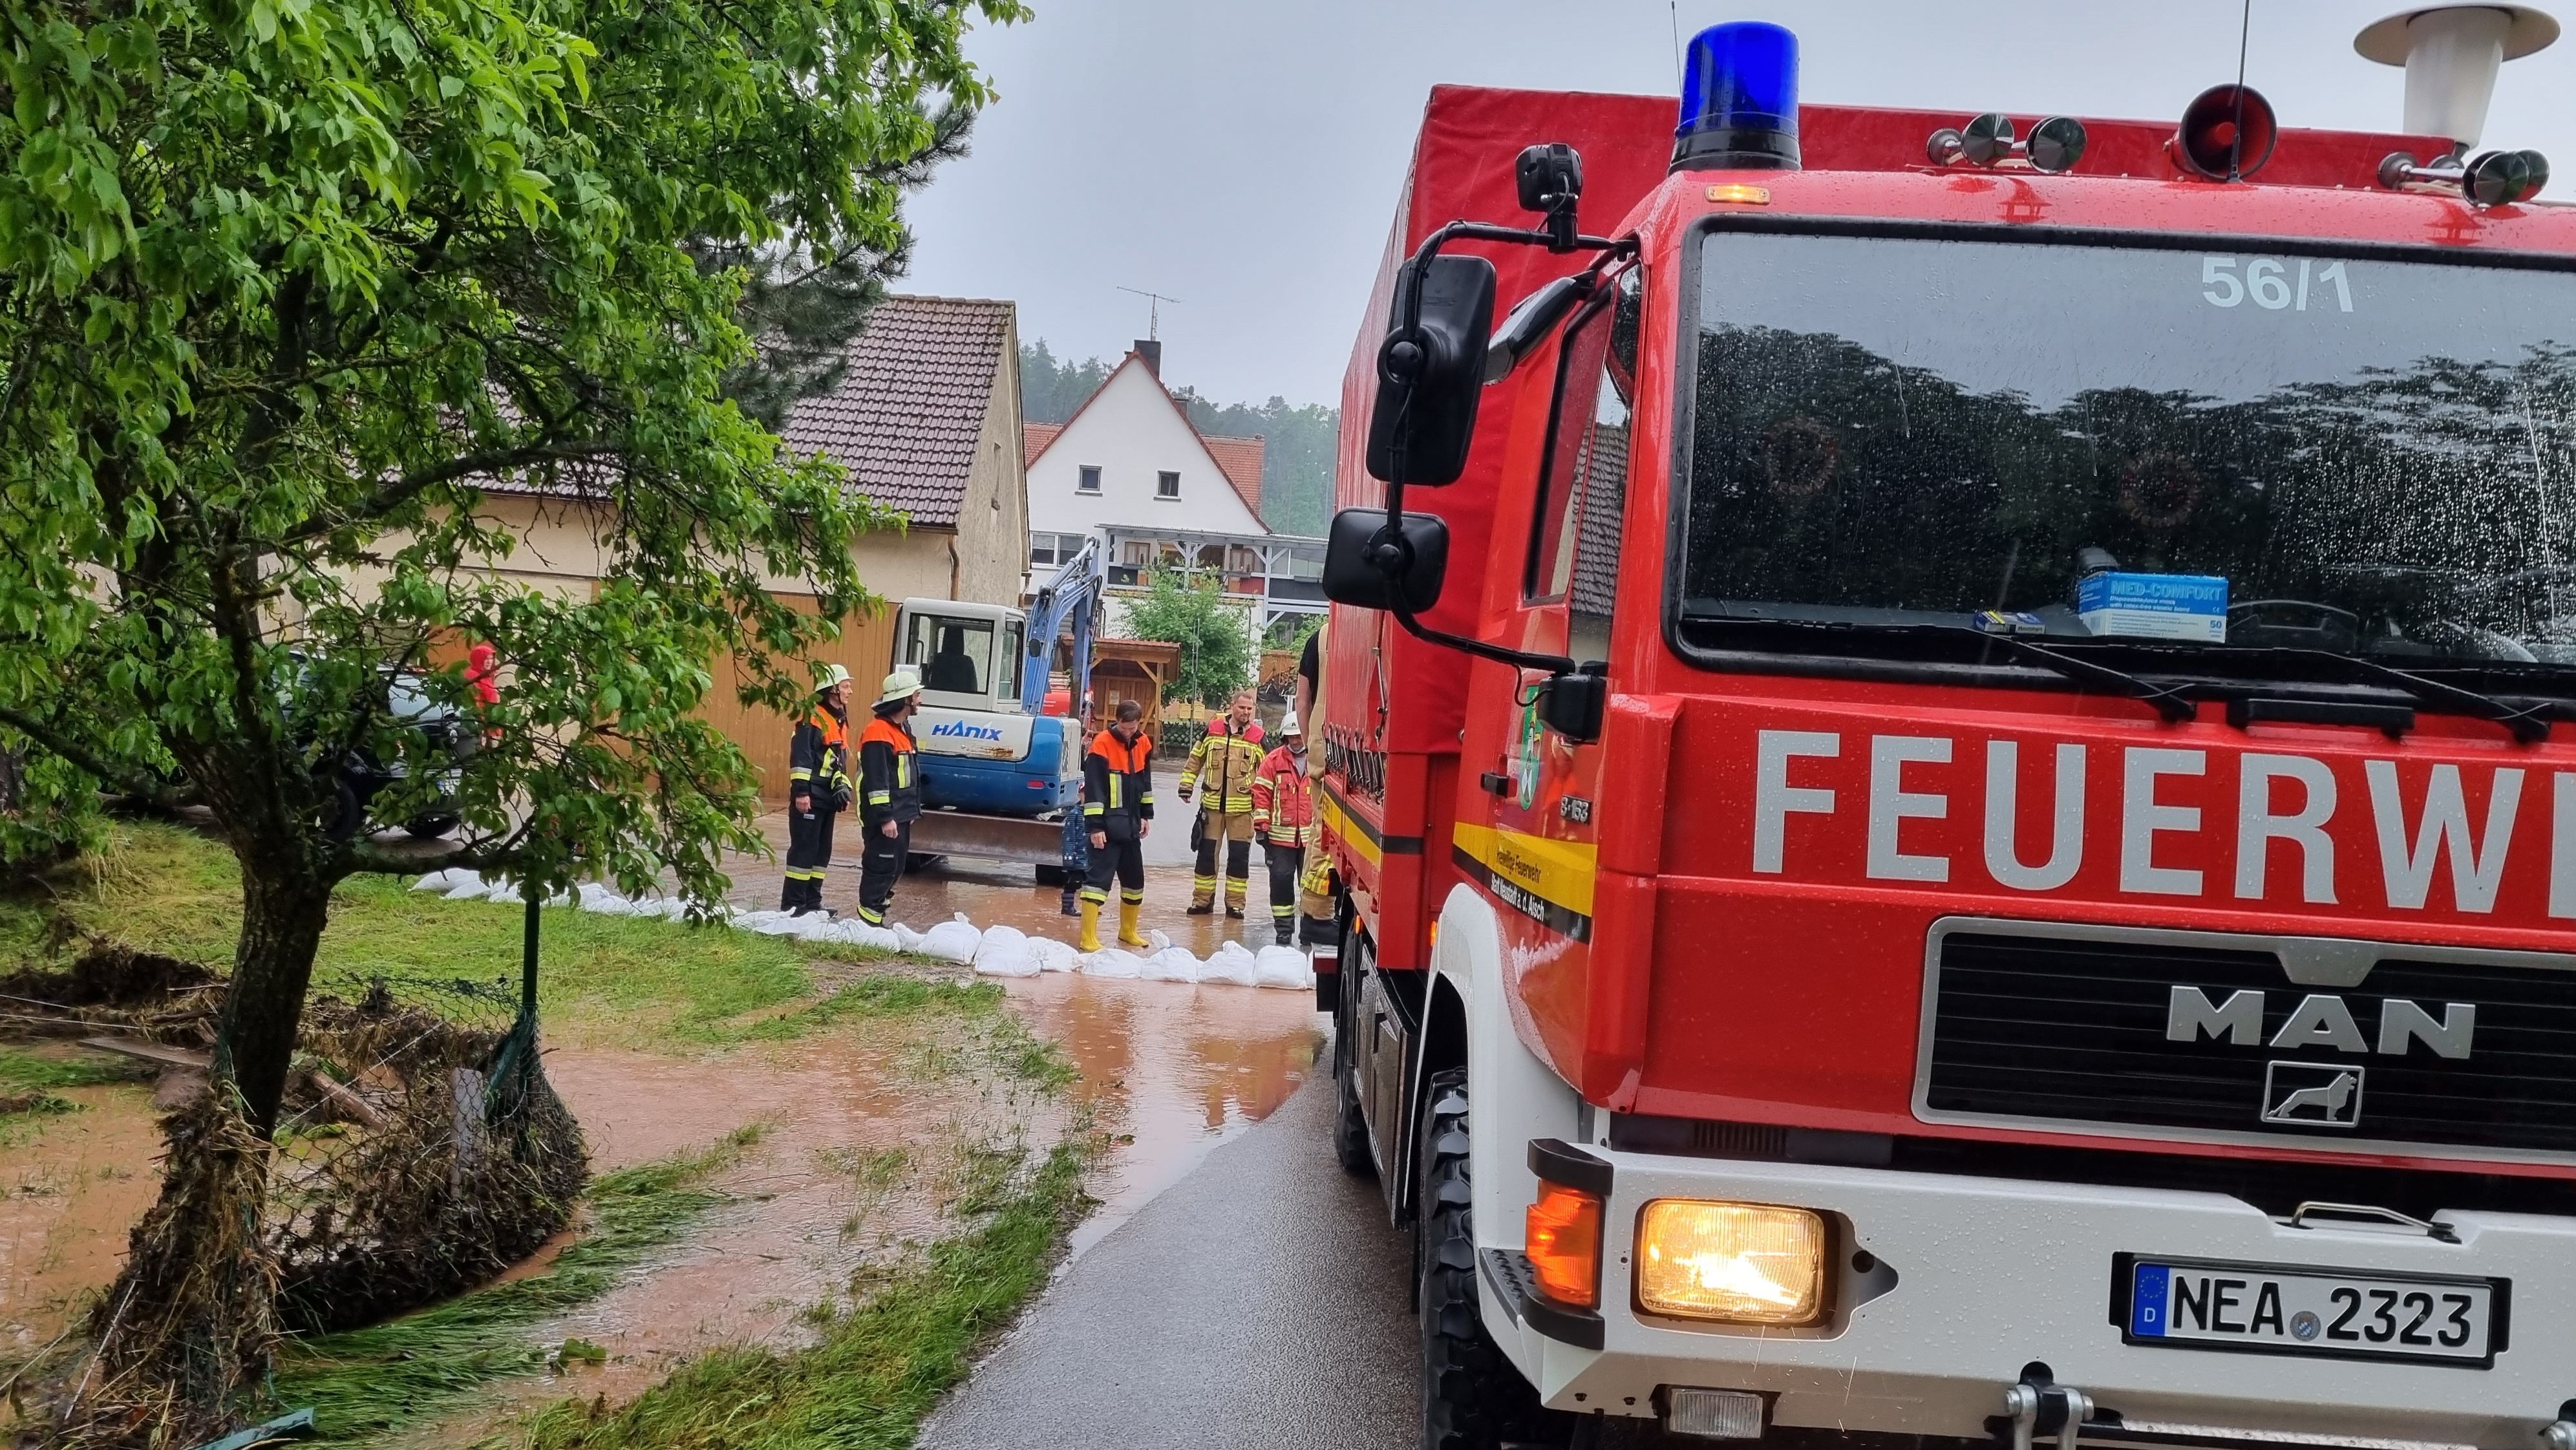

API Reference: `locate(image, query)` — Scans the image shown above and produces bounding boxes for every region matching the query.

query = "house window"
[1029,536,1058,568]
[1078,465,1102,494]
[1156,471,1180,500]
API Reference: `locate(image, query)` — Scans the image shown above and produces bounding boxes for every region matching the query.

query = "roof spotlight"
[2173,83,2278,179]
[2379,146,2551,204]
[1923,113,2087,173]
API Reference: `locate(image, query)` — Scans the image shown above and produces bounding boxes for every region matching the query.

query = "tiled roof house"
[780,295,1028,606]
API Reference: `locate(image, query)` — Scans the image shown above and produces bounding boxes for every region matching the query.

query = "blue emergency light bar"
[1673,21,1802,173]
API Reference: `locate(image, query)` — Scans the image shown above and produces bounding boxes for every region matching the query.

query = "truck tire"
[1417,1067,1546,1450]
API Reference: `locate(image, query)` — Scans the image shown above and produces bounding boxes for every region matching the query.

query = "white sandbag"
[1255,946,1315,991]
[972,925,1042,977]
[915,914,983,965]
[575,882,625,913]
[1030,937,1081,974]
[1081,948,1144,979]
[624,895,686,920]
[1141,944,1201,983]
[1198,941,1261,988]
[442,871,493,901]
[732,908,798,934]
[412,868,467,893]
[821,919,901,952]
[891,922,926,954]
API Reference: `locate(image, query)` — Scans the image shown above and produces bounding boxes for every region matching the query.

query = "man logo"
[2165,986,2475,1060]
[2261,1061,2364,1129]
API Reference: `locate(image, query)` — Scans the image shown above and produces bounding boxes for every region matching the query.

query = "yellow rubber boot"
[1078,899,1102,953]
[1118,900,1149,948]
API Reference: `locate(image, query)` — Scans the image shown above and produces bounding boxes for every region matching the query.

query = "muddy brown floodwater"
[1,1054,162,1361]
[1006,973,1321,1255]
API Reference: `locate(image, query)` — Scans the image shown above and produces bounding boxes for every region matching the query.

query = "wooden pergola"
[1087,637,1183,734]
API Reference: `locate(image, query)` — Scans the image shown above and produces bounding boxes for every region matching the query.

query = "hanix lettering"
[1750,730,2576,917]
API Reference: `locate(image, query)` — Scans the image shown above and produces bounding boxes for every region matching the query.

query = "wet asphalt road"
[917,1045,1418,1450]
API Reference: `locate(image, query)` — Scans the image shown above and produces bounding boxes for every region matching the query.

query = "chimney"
[1134,339,1162,377]
[2356,4,2559,149]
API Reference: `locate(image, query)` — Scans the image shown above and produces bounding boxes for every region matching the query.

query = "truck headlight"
[1635,1200,1826,1325]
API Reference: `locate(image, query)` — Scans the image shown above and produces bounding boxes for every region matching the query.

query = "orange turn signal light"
[1526,1180,1604,1308]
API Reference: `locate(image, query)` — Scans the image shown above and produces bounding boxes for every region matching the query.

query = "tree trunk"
[65,838,332,1438]
[211,861,334,1136]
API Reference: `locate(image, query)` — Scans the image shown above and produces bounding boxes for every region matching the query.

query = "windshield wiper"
[1906,626,2198,723]
[2272,649,2551,743]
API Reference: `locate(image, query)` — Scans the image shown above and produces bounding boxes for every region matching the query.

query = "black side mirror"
[1365,254,1495,487]
[1322,507,1449,613]
[1536,666,1606,744]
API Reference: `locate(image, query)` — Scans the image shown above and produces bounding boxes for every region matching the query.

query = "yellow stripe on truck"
[1317,785,1382,868]
[1451,820,1598,939]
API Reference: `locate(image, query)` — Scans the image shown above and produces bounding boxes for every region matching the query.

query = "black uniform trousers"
[857,818,910,924]
[1082,817,1147,907]
[781,796,837,914]
[1263,842,1301,941]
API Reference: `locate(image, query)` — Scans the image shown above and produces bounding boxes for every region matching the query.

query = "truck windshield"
[1677,228,2576,683]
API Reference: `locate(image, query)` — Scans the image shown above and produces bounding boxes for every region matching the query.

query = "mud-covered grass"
[517,1138,1094,1450]
[0,1043,149,1127]
[275,1126,765,1445]
[0,822,974,1049]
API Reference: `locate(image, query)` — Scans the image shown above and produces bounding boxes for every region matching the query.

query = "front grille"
[1921,927,2576,1159]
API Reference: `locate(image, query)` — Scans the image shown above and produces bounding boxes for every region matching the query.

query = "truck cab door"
[1457,265,1640,1065]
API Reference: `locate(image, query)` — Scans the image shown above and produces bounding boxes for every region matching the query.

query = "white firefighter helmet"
[813,663,853,696]
[873,668,925,708]
[1278,708,1303,736]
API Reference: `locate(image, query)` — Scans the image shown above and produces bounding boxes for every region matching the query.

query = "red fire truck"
[1312,14,2576,1447]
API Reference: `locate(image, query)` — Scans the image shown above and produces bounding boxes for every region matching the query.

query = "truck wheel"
[1418,1067,1546,1450]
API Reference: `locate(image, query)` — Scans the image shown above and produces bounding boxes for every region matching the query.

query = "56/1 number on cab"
[2202,255,2354,312]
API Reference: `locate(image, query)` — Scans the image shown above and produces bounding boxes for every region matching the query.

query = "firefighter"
[1177,688,1265,916]
[1249,710,1315,946]
[780,665,856,915]
[854,670,924,927]
[1079,698,1154,952]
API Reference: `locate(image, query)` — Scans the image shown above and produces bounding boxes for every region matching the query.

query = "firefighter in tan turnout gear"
[1177,688,1264,916]
[780,665,855,915]
[1079,699,1155,952]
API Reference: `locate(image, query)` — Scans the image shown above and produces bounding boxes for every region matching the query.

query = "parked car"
[324,668,478,841]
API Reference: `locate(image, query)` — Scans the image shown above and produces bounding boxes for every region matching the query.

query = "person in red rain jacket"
[1249,710,1317,946]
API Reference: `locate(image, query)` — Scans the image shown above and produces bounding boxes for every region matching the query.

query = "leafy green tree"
[1125,572,1253,709]
[1018,338,1114,424]
[0,0,1020,1427]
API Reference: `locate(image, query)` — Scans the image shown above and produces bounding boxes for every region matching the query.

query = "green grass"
[518,1138,1094,1450]
[0,822,981,1048]
[0,1043,147,1094]
[275,1125,766,1445]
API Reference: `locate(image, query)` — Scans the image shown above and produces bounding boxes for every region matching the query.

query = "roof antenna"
[1116,286,1182,341]
[1668,0,1683,87]
[2228,0,2253,179]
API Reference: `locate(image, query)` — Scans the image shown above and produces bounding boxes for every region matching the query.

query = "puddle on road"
[1005,974,1321,1257]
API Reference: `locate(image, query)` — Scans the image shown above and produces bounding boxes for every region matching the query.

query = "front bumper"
[1482,1147,2576,1445]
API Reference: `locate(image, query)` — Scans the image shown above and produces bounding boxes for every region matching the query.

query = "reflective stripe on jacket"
[1250,744,1314,847]
[857,716,922,826]
[789,705,853,807]
[1179,718,1266,814]
[1083,729,1155,825]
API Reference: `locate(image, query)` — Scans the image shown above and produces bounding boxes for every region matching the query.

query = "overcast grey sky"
[898,1,2576,409]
